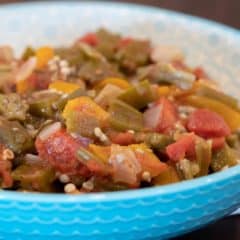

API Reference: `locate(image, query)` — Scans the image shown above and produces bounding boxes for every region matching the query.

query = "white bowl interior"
[0,2,240,97]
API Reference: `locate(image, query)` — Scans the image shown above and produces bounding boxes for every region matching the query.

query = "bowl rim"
[0,1,240,203]
[1,164,240,203]
[1,0,240,37]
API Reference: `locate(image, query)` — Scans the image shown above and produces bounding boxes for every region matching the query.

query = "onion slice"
[151,45,183,63]
[16,57,36,82]
[109,145,142,185]
[143,104,162,130]
[38,122,62,141]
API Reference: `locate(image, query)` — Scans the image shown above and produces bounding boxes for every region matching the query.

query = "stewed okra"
[0,29,239,193]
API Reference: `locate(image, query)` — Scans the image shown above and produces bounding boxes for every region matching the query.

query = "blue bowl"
[0,2,240,239]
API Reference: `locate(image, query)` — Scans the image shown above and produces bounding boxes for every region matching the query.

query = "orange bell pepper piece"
[63,96,109,122]
[62,97,109,137]
[36,46,54,69]
[152,164,180,185]
[95,77,131,90]
[49,81,81,94]
[130,143,167,177]
[158,86,171,97]
[89,144,111,164]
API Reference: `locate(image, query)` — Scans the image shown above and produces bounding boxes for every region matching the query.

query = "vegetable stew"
[0,29,239,194]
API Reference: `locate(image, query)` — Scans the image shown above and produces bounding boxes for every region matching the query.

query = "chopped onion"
[151,45,183,63]
[24,154,42,163]
[16,57,36,82]
[95,84,123,108]
[109,145,142,185]
[143,104,162,130]
[38,122,62,141]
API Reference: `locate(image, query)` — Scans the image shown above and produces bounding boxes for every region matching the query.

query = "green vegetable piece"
[195,139,212,176]
[176,158,200,180]
[109,100,144,131]
[0,94,29,121]
[118,80,155,109]
[211,144,238,172]
[93,177,128,191]
[22,47,35,61]
[76,147,111,175]
[95,84,123,109]
[95,28,121,60]
[77,147,99,162]
[56,42,121,84]
[55,47,85,67]
[53,88,87,111]
[0,118,33,154]
[12,163,55,192]
[144,133,173,150]
[29,91,61,118]
[115,39,151,73]
[195,83,240,112]
[226,134,239,149]
[66,111,99,138]
[78,59,121,84]
[137,63,195,89]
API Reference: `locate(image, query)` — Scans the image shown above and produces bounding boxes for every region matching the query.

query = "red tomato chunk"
[35,130,90,176]
[187,109,231,138]
[79,33,98,46]
[144,97,178,134]
[166,133,196,162]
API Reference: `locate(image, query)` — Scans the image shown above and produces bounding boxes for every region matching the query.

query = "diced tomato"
[78,33,98,46]
[109,131,135,145]
[118,37,133,48]
[187,109,231,138]
[35,129,90,176]
[193,67,208,79]
[211,137,225,150]
[144,97,178,134]
[28,71,51,90]
[166,133,196,162]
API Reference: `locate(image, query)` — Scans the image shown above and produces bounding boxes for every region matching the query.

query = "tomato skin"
[144,97,178,134]
[157,98,178,133]
[211,137,225,150]
[27,72,51,90]
[35,130,90,176]
[187,109,231,138]
[193,67,208,79]
[79,33,98,46]
[109,131,135,145]
[166,133,196,162]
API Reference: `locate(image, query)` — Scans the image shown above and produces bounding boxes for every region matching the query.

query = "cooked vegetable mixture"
[0,29,239,193]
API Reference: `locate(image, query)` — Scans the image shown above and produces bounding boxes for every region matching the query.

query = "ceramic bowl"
[0,2,240,239]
